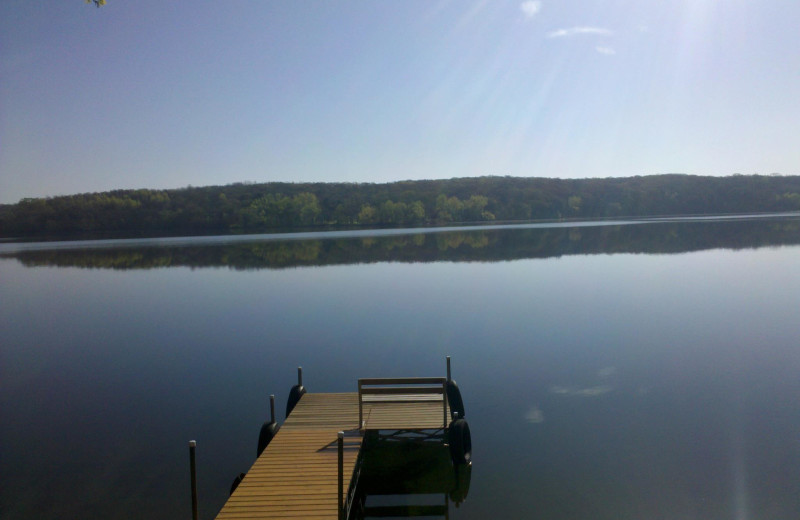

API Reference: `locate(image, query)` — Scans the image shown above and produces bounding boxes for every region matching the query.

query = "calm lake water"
[1,215,799,519]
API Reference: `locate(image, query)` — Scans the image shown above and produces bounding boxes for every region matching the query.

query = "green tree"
[379,200,407,224]
[568,195,582,212]
[292,192,321,225]
[246,194,289,227]
[358,204,377,224]
[435,194,464,222]
[407,201,426,223]
[463,195,492,221]
[778,192,800,209]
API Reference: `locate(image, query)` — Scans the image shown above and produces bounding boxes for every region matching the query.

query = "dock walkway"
[215,387,450,520]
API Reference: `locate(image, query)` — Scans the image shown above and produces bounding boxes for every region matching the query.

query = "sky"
[1,0,799,203]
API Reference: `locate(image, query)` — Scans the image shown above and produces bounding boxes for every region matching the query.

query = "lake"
[1,214,799,519]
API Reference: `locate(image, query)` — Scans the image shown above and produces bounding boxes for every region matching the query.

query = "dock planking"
[215,389,451,519]
[216,393,361,520]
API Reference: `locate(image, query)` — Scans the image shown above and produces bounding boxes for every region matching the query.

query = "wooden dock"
[215,378,452,520]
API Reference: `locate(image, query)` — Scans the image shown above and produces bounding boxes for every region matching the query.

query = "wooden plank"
[358,377,446,385]
[361,386,444,395]
[216,393,362,520]
[361,394,443,402]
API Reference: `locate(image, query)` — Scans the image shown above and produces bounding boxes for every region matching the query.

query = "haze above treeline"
[1,174,799,239]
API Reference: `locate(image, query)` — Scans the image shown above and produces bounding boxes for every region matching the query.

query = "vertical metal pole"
[189,440,199,520]
[269,394,276,423]
[338,431,344,520]
[298,366,303,386]
[446,356,452,381]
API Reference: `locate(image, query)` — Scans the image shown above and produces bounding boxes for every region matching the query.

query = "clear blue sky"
[2,0,799,203]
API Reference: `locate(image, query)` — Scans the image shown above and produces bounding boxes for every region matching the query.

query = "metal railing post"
[269,394,276,423]
[338,431,344,520]
[189,440,199,520]
[446,355,451,381]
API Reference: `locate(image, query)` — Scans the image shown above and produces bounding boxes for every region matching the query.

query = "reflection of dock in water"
[355,431,472,519]
[213,358,472,520]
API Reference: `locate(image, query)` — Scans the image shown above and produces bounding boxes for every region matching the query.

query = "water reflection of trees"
[3,218,799,270]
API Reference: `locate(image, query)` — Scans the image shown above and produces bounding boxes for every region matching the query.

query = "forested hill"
[2,174,800,238]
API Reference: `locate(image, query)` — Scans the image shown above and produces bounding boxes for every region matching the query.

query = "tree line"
[1,174,799,238]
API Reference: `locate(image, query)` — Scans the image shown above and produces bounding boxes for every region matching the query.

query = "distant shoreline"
[2,212,799,271]
[2,174,799,241]
[2,211,799,252]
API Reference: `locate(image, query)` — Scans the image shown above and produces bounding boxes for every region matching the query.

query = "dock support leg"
[189,440,199,520]
[338,431,344,520]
